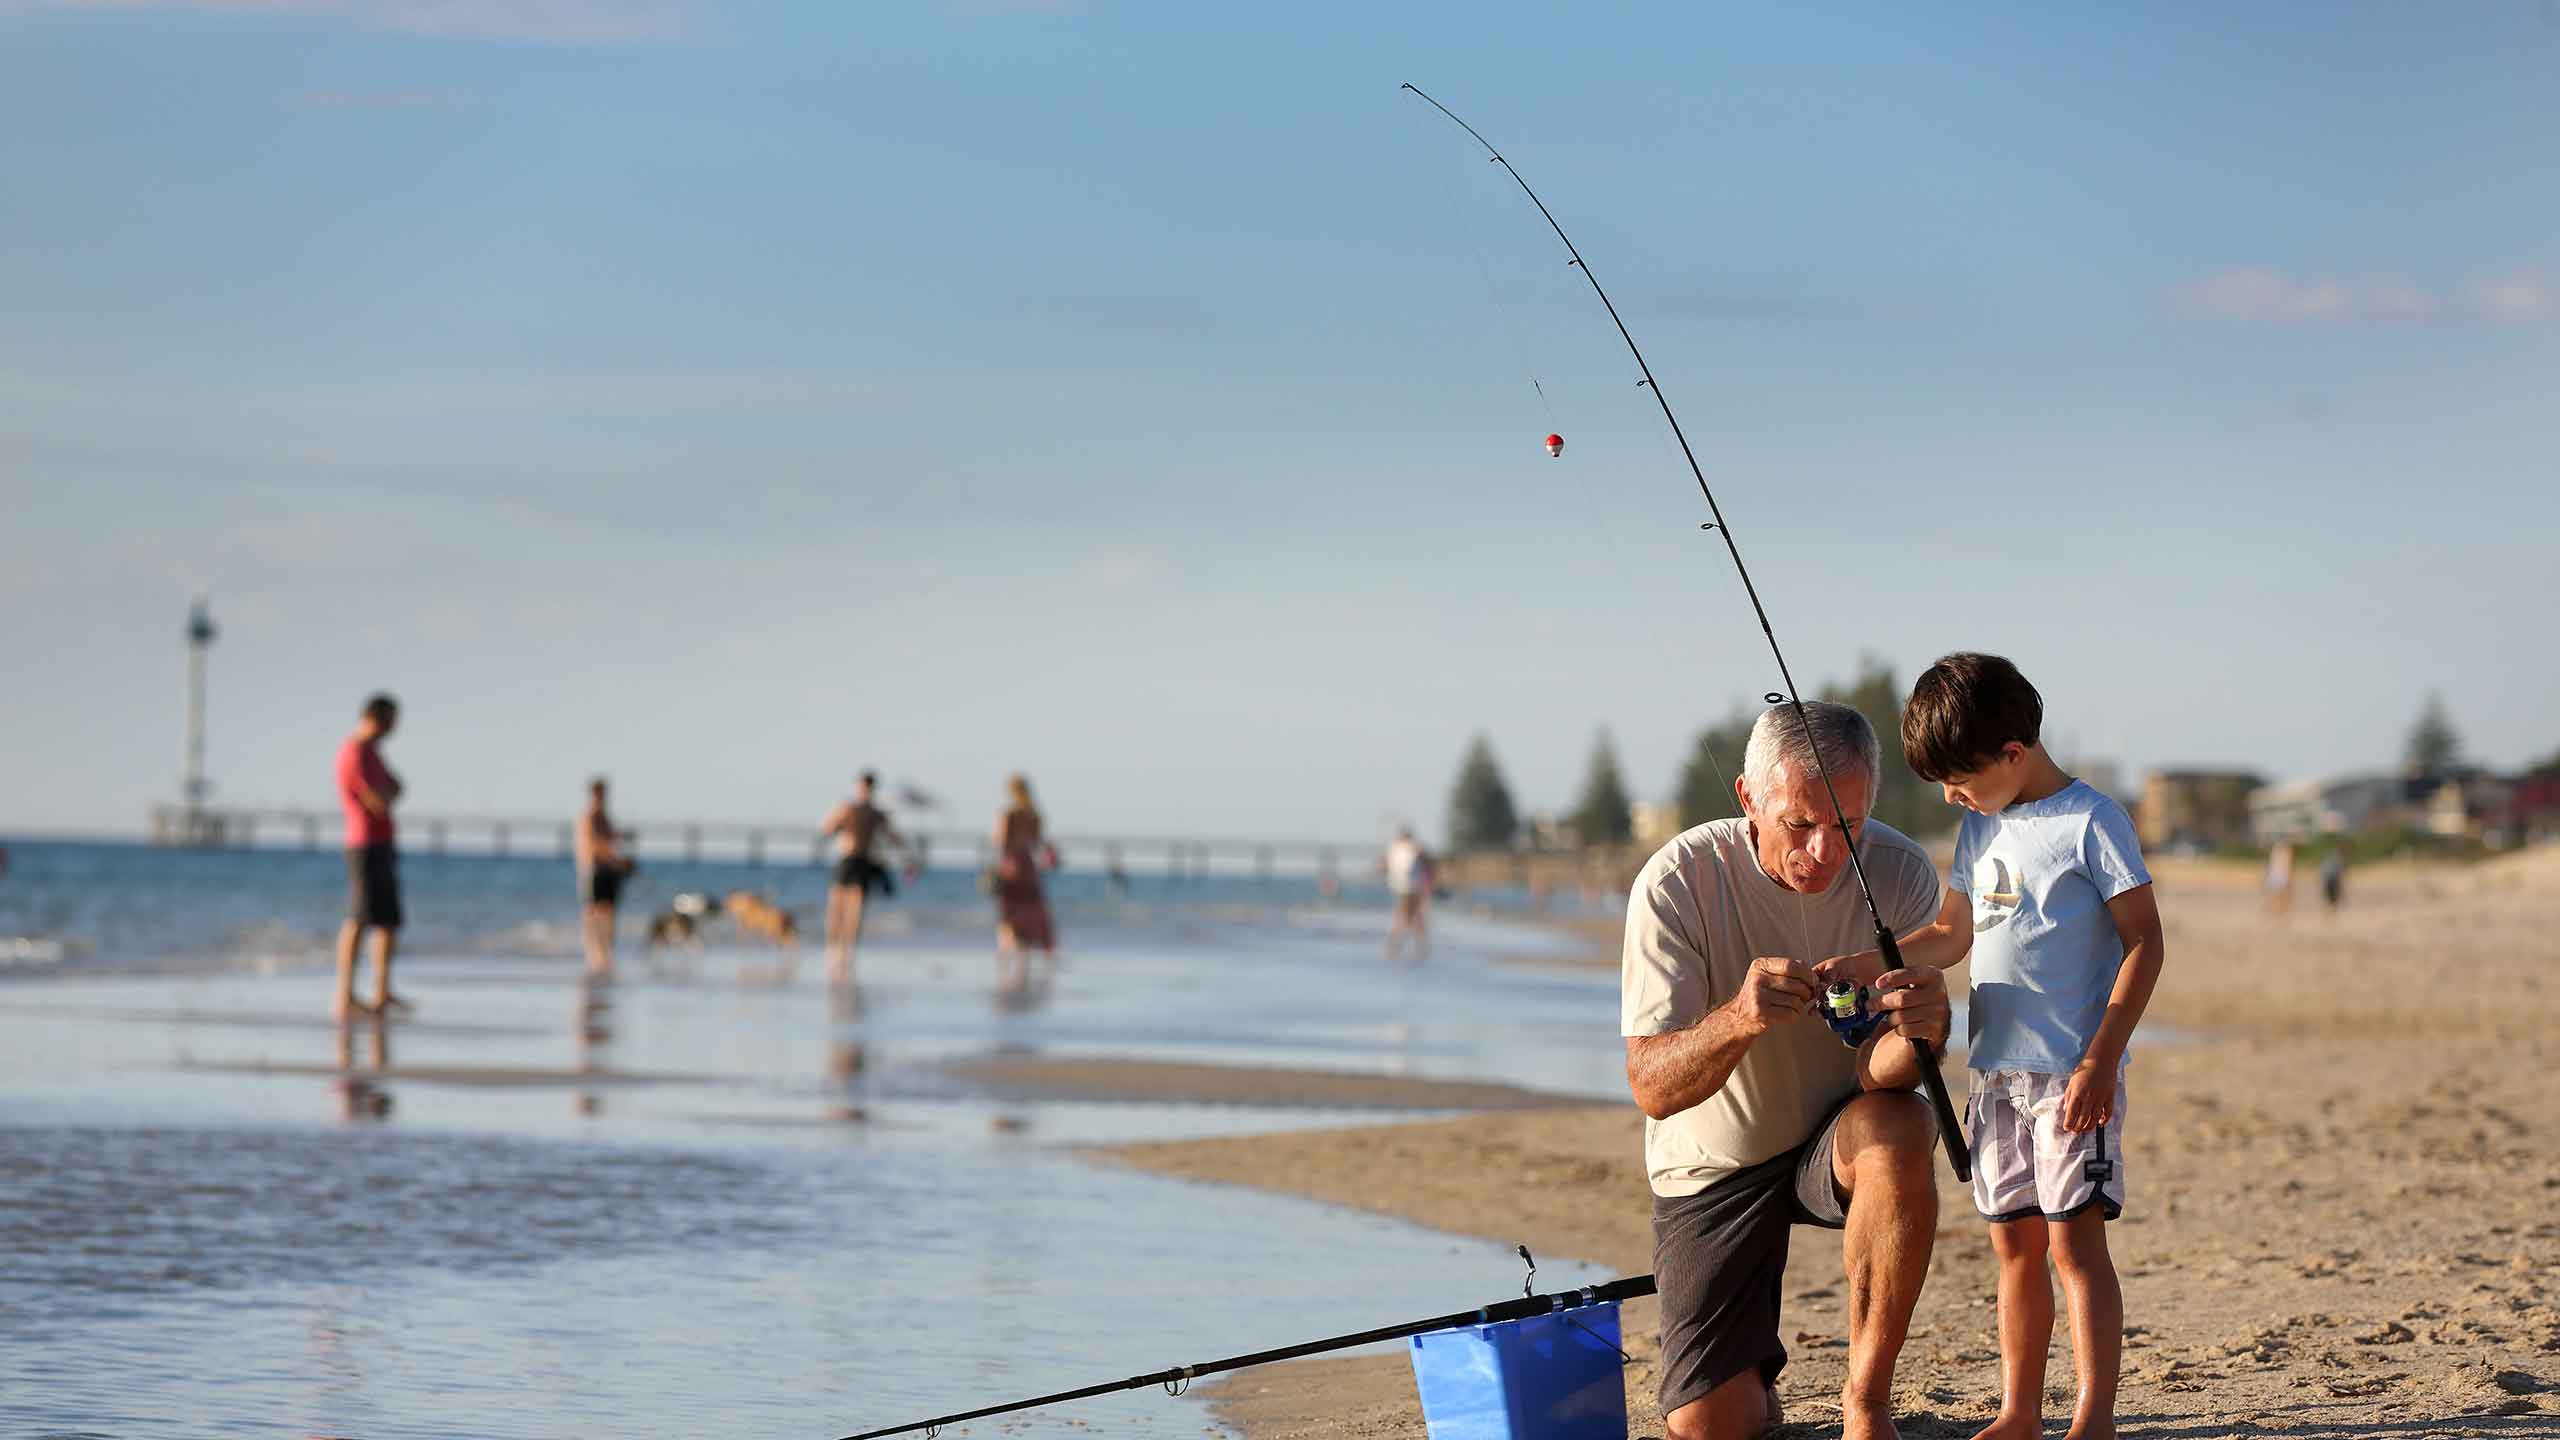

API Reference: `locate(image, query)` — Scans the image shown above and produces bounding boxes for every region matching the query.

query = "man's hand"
[1868,965,1950,1048]
[2060,1057,2116,1132]
[1729,956,1818,1037]
[1812,949,1886,990]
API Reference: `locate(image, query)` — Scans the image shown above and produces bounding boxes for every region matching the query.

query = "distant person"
[332,693,405,1023]
[821,771,909,989]
[1382,826,1434,961]
[991,774,1058,991]
[574,777,635,978]
[2264,838,2297,919]
[2319,844,2348,913]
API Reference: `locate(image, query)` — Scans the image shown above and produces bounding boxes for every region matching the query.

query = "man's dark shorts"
[346,844,402,930]
[1653,1094,1906,1417]
[833,854,896,897]
[585,865,625,907]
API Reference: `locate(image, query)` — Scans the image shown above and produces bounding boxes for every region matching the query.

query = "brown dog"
[724,890,802,983]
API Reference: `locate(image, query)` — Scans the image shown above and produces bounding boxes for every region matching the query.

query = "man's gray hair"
[1740,701,1881,800]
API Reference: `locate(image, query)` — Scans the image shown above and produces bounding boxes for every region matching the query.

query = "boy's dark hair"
[361,693,399,724]
[1901,653,2043,781]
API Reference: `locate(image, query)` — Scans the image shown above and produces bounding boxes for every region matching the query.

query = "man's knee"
[1838,1090,1935,1168]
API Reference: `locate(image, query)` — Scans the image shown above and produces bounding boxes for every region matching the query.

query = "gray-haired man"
[1622,701,1951,1440]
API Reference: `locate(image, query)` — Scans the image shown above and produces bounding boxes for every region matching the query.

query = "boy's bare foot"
[1843,1398,1902,1440]
[1968,1412,2045,1440]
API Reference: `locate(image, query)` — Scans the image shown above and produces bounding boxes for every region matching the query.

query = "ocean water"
[0,839,1629,1439]
[0,838,1604,976]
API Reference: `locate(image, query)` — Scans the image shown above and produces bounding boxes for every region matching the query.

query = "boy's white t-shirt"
[1951,780,2151,1075]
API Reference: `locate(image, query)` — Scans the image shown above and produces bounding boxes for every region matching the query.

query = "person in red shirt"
[334,694,406,1022]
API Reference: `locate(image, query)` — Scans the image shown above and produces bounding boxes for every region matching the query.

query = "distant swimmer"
[821,771,911,989]
[332,693,406,1023]
[1382,825,1435,962]
[991,774,1059,993]
[574,776,635,978]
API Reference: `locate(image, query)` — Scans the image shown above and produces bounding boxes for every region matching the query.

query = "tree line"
[1444,657,1944,853]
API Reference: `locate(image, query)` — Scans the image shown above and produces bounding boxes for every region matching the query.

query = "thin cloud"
[286,85,474,108]
[12,0,689,43]
[2176,267,2552,325]
[2470,272,2553,323]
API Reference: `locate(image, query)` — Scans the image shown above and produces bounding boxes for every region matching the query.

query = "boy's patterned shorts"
[1967,1065,2127,1223]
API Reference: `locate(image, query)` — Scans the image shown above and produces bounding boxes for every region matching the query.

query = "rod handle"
[1877,929,1970,1183]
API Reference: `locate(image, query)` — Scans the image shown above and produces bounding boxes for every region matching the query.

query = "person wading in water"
[821,771,909,990]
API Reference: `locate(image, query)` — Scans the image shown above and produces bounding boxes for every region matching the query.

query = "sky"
[3,0,2554,845]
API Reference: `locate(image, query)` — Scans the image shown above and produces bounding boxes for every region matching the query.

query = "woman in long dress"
[992,774,1057,991]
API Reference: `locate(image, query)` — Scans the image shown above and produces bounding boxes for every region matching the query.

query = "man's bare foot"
[375,993,412,1015]
[1967,1411,2044,1440]
[2058,1423,2114,1440]
[1843,1397,1902,1440]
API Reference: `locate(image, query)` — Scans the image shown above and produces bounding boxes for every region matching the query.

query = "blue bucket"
[1407,1301,1628,1440]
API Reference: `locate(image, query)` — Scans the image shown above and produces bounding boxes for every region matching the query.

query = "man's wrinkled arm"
[1625,1006,1759,1122]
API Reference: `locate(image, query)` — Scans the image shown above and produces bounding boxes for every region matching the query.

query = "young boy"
[1853,652,2164,1440]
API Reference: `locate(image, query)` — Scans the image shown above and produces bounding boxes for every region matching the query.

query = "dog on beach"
[643,891,722,953]
[725,890,804,984]
[723,890,800,948]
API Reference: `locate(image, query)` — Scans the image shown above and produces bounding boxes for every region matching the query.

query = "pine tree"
[2404,692,2463,776]
[1446,735,1520,853]
[1673,711,1756,827]
[1571,729,1635,846]
[1815,656,1937,839]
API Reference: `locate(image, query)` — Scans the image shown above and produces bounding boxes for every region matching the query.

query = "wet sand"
[173,1058,727,1087]
[1101,852,2560,1438]
[945,1054,1586,1111]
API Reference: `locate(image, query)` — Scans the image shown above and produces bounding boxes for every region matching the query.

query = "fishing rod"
[834,1271,1657,1439]
[1402,83,1968,1183]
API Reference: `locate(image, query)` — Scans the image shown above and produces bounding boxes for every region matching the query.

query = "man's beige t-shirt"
[1621,817,1940,1198]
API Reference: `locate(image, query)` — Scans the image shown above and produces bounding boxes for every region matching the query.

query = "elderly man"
[1623,701,1951,1440]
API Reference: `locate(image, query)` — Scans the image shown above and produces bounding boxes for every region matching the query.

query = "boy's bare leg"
[1971,1218,2053,1440]
[332,921,364,1021]
[1834,1092,1937,1440]
[2050,1210,2121,1440]
[370,928,402,1011]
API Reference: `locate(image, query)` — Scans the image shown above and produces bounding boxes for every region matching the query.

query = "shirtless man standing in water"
[821,771,909,989]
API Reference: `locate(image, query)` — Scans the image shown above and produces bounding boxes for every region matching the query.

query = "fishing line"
[1402,82,1967,1182]
[1414,129,1562,431]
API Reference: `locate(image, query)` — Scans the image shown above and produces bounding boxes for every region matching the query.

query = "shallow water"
[0,843,1628,1438]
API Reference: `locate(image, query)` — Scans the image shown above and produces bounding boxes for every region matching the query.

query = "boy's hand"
[2061,1059,2116,1132]
[1729,956,1818,1037]
[1868,966,1950,1047]
[1811,949,1886,989]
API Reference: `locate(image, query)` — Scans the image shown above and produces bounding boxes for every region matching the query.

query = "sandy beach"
[1102,853,2560,1438]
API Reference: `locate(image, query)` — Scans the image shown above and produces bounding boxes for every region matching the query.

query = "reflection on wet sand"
[574,975,613,1117]
[822,987,866,1123]
[331,1014,393,1122]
